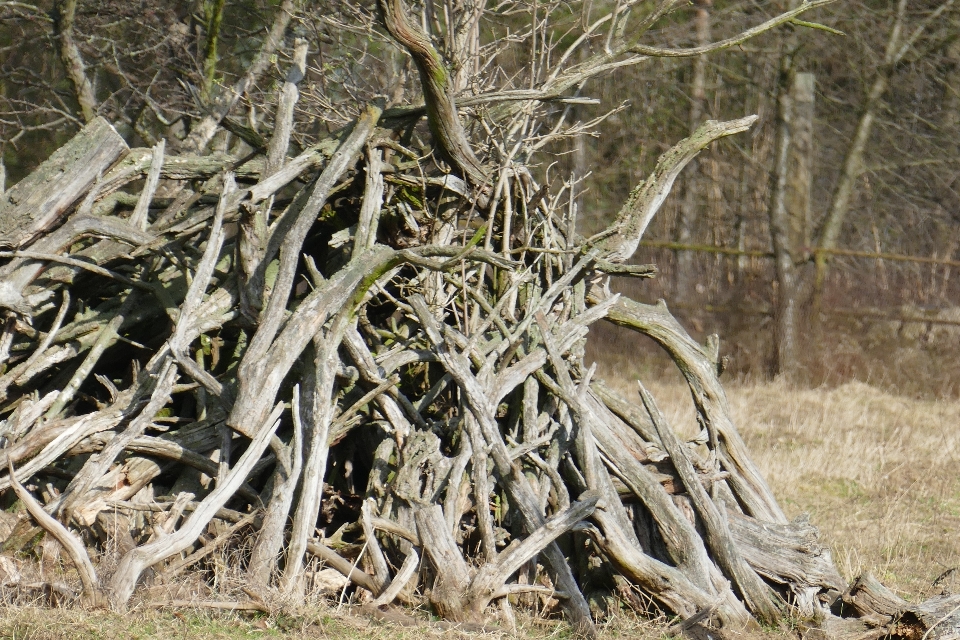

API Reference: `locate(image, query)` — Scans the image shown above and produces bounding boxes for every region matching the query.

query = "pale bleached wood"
[535,359,717,595]
[87,433,260,503]
[0,117,127,250]
[466,491,599,616]
[596,295,787,524]
[279,324,348,595]
[594,117,757,264]
[409,293,597,637]
[371,547,419,607]
[0,215,152,315]
[415,504,472,621]
[8,458,103,605]
[246,384,303,587]
[353,146,385,257]
[265,39,308,177]
[0,408,126,492]
[305,540,380,595]
[361,499,391,593]
[57,360,178,519]
[43,293,137,419]
[109,402,284,607]
[638,382,781,623]
[168,174,233,398]
[129,140,165,230]
[161,511,259,579]
[243,104,381,365]
[728,510,845,616]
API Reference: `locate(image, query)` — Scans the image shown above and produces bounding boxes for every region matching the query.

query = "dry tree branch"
[246,383,303,588]
[56,360,179,521]
[599,296,786,523]
[377,0,487,188]
[129,140,165,230]
[109,401,285,608]
[266,39,309,177]
[51,0,97,123]
[592,116,758,264]
[370,547,419,607]
[409,293,598,637]
[7,457,104,606]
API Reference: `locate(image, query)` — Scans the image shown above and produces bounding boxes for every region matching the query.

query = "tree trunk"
[812,0,955,308]
[767,11,801,378]
[676,0,711,302]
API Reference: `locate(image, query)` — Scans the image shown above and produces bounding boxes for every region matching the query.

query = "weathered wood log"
[0,117,127,250]
[903,594,960,640]
[814,575,960,640]
[727,511,845,616]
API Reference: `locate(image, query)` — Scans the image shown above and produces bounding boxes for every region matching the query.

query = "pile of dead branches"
[0,1,957,638]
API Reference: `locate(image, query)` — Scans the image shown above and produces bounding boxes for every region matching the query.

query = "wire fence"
[634,240,960,326]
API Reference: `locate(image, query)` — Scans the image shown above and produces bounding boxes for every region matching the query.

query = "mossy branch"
[377,0,487,188]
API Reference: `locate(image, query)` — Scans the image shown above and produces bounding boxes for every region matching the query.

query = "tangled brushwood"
[0,0,957,638]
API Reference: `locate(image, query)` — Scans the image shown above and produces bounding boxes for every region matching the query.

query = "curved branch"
[51,0,97,123]
[377,0,487,187]
[109,402,284,607]
[639,383,781,623]
[8,458,104,605]
[593,294,787,524]
[594,116,757,264]
[626,0,835,58]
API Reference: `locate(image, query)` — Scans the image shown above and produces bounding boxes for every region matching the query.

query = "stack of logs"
[0,18,957,640]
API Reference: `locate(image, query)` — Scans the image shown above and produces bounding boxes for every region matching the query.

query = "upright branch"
[201,0,228,102]
[377,0,487,187]
[182,0,297,152]
[51,0,97,123]
[767,0,803,376]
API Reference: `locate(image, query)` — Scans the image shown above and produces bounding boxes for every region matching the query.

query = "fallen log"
[0,117,128,251]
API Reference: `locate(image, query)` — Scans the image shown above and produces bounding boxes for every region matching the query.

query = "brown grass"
[0,602,667,640]
[0,602,799,640]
